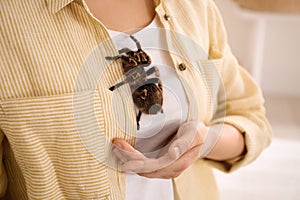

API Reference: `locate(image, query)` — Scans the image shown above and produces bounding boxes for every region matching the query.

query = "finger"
[113,138,146,161]
[120,152,174,173]
[120,148,182,173]
[113,138,176,172]
[168,121,207,159]
[116,148,145,161]
[168,122,199,159]
[113,138,170,173]
[112,148,128,163]
[112,138,136,152]
[120,160,145,172]
[139,144,202,179]
[143,153,176,172]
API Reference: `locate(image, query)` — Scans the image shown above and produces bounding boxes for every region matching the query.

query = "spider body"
[106,35,163,130]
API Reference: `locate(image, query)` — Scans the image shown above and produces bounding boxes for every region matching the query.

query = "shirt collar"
[46,0,74,13]
[46,0,162,14]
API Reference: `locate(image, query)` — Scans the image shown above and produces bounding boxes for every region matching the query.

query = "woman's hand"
[112,121,208,179]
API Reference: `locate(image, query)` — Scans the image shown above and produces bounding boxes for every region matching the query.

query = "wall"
[214,0,300,97]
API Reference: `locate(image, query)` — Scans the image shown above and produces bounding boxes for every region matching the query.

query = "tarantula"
[105,35,163,130]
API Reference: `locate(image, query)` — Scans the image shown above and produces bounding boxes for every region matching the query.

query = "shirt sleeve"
[0,129,7,197]
[205,0,272,172]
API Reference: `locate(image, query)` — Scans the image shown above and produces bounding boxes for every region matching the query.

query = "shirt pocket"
[0,90,111,199]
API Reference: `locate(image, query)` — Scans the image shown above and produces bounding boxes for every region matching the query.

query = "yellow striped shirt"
[0,0,271,199]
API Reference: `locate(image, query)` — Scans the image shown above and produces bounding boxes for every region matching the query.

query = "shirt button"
[164,14,171,21]
[178,63,187,71]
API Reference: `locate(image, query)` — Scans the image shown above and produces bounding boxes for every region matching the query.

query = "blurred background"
[213,0,300,199]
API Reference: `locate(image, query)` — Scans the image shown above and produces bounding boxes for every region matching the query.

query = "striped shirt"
[0,0,272,199]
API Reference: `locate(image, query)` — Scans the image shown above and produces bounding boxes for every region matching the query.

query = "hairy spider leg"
[129,35,142,50]
[109,65,143,90]
[105,55,121,60]
[158,78,164,114]
[109,81,126,91]
[146,66,160,76]
[136,110,142,130]
[144,77,163,92]
[118,48,132,54]
[144,77,160,85]
[105,48,133,60]
[148,66,162,90]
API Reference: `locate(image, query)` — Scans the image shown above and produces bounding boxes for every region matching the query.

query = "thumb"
[168,121,201,159]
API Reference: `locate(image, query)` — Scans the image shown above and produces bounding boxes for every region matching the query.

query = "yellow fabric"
[0,0,272,199]
[0,130,7,197]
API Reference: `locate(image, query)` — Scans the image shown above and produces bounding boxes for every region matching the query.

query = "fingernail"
[174,147,181,158]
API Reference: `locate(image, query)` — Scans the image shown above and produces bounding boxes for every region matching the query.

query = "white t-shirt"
[108,15,189,200]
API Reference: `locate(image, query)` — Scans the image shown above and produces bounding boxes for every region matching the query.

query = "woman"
[0,0,271,199]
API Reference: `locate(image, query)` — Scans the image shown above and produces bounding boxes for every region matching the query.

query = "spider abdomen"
[132,84,163,114]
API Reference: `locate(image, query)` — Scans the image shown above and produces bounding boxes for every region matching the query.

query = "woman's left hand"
[112,121,208,179]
